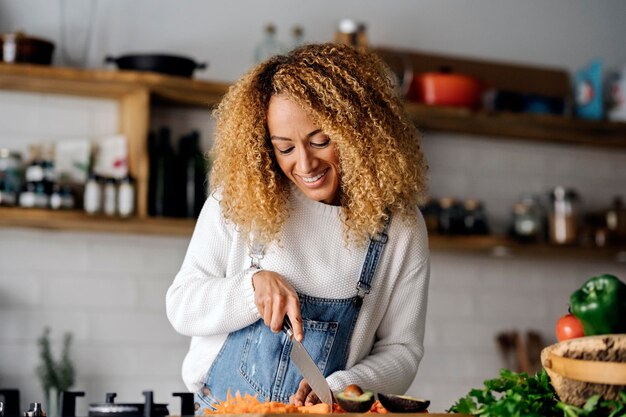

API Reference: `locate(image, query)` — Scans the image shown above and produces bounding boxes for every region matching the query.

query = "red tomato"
[556,313,585,341]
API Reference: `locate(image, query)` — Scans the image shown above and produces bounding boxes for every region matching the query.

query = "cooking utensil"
[0,32,55,65]
[105,54,207,78]
[282,317,333,407]
[407,68,483,108]
[88,392,168,417]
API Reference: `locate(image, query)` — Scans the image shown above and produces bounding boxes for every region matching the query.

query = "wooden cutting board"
[189,414,471,416]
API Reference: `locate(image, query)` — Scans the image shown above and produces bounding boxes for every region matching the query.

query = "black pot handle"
[104,55,117,64]
[196,62,208,70]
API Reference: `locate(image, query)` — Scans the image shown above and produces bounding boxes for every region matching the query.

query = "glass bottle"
[84,174,102,214]
[117,175,135,218]
[0,148,23,206]
[291,25,304,50]
[49,184,63,210]
[254,23,285,63]
[548,186,580,245]
[148,127,176,217]
[178,131,208,218]
[19,182,36,208]
[103,177,117,216]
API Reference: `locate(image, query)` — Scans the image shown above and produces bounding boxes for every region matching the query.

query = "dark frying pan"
[105,54,207,78]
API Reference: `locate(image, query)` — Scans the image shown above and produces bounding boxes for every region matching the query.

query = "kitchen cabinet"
[0,57,625,260]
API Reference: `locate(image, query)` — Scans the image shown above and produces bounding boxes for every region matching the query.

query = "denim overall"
[194,218,391,412]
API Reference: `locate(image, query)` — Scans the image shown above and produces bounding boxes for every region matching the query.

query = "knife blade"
[283,316,334,408]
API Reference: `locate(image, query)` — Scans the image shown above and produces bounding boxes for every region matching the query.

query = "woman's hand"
[289,379,320,406]
[252,270,304,341]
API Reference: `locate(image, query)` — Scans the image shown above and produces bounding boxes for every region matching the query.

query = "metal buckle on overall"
[250,254,263,269]
[353,283,371,307]
[249,239,265,270]
[372,231,388,243]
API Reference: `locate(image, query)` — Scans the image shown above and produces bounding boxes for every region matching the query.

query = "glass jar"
[606,196,626,243]
[0,148,23,206]
[463,199,490,235]
[438,197,465,235]
[548,186,580,245]
[510,195,545,243]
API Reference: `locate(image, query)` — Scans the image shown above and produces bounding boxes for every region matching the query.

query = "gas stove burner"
[88,392,168,417]
[85,391,194,417]
[0,389,194,417]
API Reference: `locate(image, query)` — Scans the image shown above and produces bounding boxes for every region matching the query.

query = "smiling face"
[267,95,341,205]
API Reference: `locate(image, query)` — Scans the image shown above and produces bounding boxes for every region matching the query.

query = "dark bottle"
[178,131,209,218]
[438,197,465,235]
[148,127,177,217]
[463,199,490,235]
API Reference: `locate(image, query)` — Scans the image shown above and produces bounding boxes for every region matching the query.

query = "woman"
[166,42,430,412]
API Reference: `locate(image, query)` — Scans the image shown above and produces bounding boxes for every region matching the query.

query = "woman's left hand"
[289,379,320,406]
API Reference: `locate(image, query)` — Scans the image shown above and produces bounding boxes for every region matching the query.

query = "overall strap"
[354,214,392,306]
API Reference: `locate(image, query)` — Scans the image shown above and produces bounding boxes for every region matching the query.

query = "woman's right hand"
[252,270,304,342]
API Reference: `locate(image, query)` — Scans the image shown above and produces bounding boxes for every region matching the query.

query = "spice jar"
[548,186,580,245]
[438,197,465,235]
[509,195,545,243]
[334,19,368,50]
[463,199,489,235]
[606,196,626,243]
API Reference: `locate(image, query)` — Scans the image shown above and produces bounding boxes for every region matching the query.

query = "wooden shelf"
[0,62,229,105]
[0,207,194,236]
[1,207,623,261]
[429,234,626,262]
[2,62,626,256]
[406,103,626,149]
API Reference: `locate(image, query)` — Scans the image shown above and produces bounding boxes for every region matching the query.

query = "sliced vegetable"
[335,384,375,412]
[377,393,430,413]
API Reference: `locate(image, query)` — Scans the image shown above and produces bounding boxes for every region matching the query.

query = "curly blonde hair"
[210,42,428,246]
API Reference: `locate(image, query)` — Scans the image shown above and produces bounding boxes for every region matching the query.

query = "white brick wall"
[1,91,625,414]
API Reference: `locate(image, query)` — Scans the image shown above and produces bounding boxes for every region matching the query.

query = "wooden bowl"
[541,334,626,406]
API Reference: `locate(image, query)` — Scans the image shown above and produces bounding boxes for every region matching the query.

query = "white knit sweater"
[166,187,430,395]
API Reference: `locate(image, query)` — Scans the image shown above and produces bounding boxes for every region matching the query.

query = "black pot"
[88,402,169,417]
[105,54,207,78]
[0,32,55,65]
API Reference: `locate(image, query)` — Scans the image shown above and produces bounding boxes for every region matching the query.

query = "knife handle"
[282,316,294,338]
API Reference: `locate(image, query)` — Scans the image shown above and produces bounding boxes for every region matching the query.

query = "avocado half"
[377,393,430,413]
[335,384,375,412]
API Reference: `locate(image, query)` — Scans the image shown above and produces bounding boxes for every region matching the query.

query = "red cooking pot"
[407,69,484,109]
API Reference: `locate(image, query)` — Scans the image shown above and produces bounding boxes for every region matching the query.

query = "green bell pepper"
[570,274,626,336]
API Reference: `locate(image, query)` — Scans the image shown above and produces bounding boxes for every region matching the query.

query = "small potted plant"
[36,327,75,417]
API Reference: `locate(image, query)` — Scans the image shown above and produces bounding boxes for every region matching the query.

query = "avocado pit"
[335,384,375,412]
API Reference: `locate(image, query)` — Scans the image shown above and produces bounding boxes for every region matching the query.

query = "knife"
[283,316,334,408]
